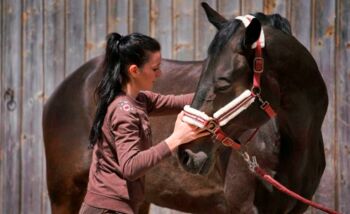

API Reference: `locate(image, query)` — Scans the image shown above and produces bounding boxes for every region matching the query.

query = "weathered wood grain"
[194,0,216,60]
[21,0,45,213]
[65,0,85,75]
[336,0,350,213]
[241,0,263,14]
[86,0,107,60]
[218,0,240,18]
[311,0,337,212]
[43,0,65,211]
[173,0,194,60]
[132,0,150,35]
[290,0,312,49]
[263,0,288,16]
[44,0,65,101]
[0,0,22,213]
[151,0,173,59]
[107,0,129,35]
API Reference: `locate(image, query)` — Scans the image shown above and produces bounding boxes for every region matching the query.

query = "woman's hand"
[165,111,210,151]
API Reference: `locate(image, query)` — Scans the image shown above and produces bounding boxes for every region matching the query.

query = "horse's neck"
[154,59,204,95]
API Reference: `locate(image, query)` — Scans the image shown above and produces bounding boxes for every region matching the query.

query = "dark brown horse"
[178,3,328,214]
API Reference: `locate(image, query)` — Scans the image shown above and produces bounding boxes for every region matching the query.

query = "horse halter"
[183,15,276,150]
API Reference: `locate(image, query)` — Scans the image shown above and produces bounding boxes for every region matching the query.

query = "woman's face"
[136,51,162,91]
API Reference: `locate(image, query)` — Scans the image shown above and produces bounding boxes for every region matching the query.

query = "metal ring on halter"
[251,86,261,96]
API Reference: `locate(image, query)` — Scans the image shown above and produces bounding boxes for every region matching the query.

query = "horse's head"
[177,3,290,174]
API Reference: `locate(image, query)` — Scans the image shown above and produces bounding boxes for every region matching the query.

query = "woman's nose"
[155,69,161,78]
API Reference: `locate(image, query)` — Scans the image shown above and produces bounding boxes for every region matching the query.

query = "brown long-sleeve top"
[84,91,193,214]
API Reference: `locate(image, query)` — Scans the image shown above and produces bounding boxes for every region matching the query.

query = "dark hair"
[89,32,161,148]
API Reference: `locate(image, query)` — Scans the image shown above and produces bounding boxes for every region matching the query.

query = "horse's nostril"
[179,149,191,166]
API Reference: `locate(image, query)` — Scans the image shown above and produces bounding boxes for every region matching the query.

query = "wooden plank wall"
[0,0,349,213]
[336,0,350,212]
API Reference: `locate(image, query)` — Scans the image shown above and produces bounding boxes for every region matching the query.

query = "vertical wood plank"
[263,0,288,16]
[86,0,107,60]
[132,0,150,34]
[107,0,129,35]
[66,0,85,75]
[151,0,173,59]
[43,0,65,212]
[44,0,65,102]
[311,0,337,212]
[0,0,2,136]
[173,0,194,60]
[21,0,44,213]
[0,1,2,207]
[336,0,350,212]
[241,0,263,15]
[218,0,240,18]
[0,0,22,213]
[289,0,312,49]
[194,0,216,60]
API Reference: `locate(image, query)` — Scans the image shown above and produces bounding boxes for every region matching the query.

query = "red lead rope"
[254,167,339,214]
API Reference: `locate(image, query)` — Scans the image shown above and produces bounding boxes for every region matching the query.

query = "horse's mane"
[252,12,292,35]
[208,13,292,56]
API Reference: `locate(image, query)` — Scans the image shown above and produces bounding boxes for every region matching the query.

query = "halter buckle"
[254,57,264,73]
[205,120,220,133]
[260,101,270,110]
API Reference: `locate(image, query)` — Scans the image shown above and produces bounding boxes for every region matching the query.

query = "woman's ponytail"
[89,33,124,148]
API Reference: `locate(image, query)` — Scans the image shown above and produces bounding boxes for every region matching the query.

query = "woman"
[79,32,209,214]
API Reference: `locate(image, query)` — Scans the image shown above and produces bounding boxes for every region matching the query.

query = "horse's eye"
[215,79,232,93]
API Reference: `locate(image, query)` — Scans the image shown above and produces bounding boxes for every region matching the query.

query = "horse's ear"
[201,2,227,30]
[243,18,261,49]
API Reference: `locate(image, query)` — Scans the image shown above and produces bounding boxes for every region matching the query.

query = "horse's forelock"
[253,12,292,35]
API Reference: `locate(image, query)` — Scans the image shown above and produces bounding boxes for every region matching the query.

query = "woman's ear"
[128,64,139,78]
